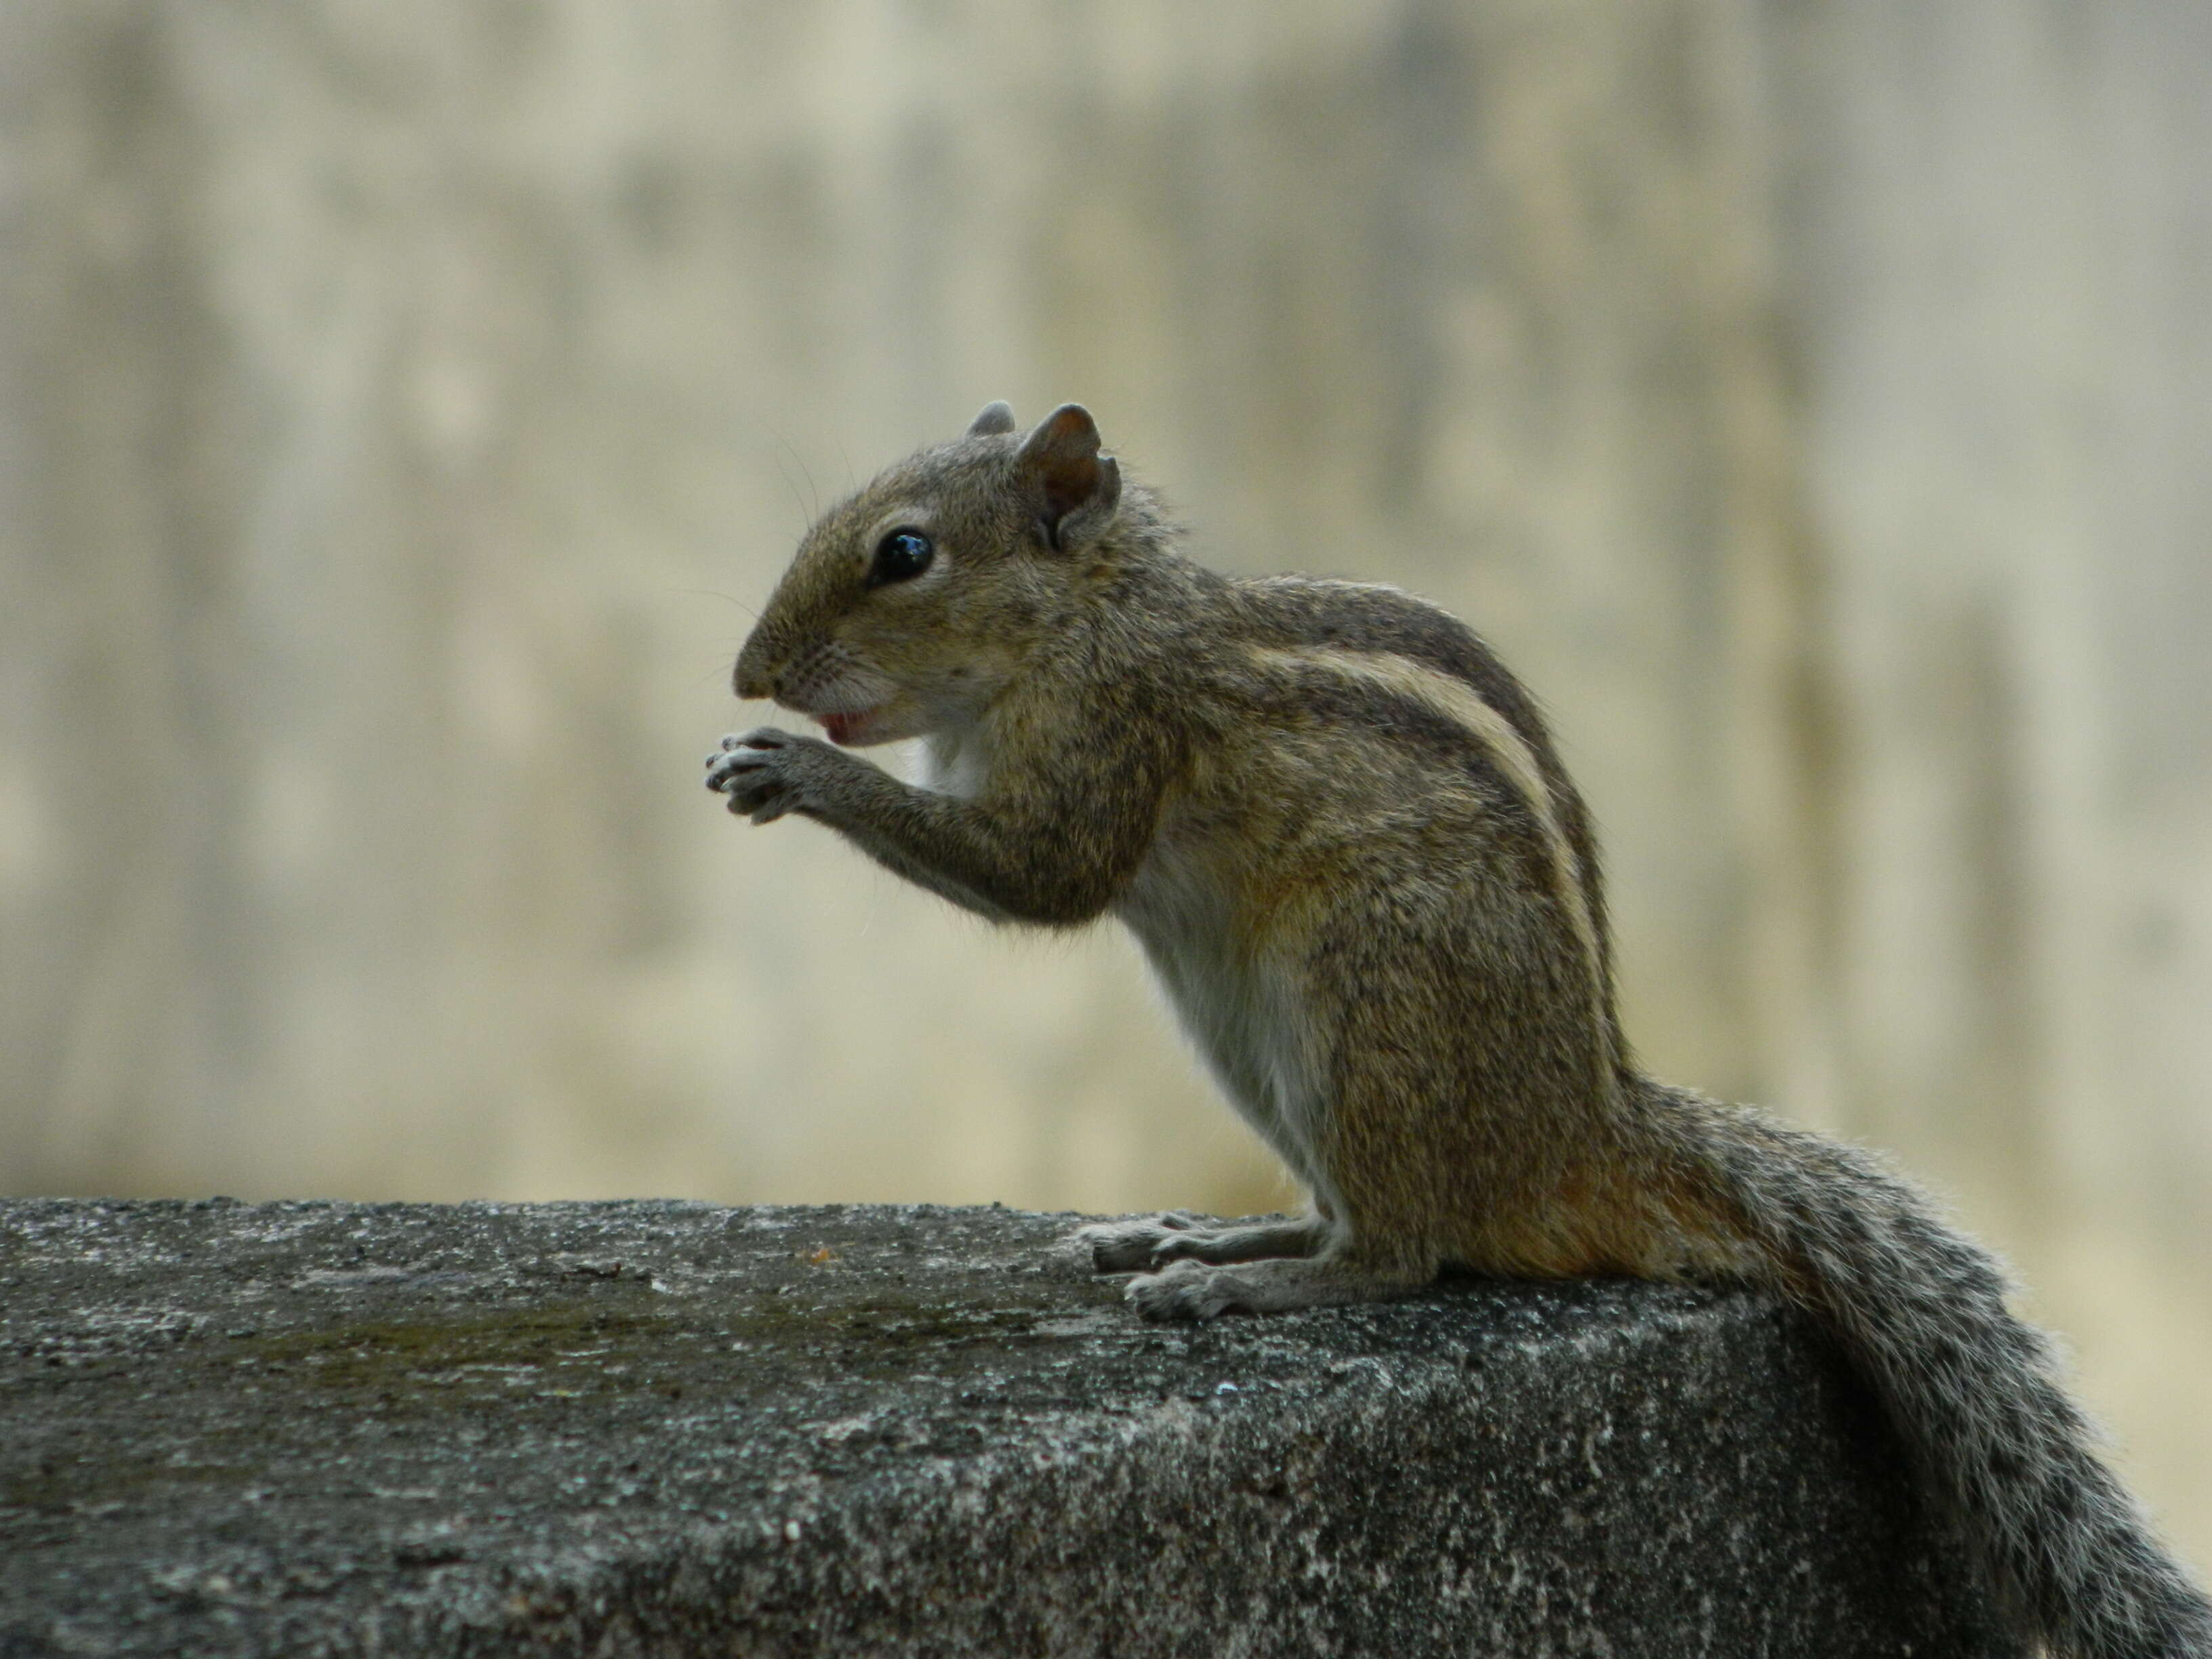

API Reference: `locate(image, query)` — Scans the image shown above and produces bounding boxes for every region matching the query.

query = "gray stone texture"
[0,1199,2015,1657]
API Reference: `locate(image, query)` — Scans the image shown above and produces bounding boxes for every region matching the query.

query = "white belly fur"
[929,716,1337,1212]
[1115,840,1337,1214]
[920,726,989,800]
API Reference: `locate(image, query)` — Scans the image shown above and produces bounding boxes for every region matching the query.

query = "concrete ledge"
[0,1199,2015,1656]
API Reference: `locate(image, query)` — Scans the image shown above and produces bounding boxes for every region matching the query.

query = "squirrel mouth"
[821,710,867,745]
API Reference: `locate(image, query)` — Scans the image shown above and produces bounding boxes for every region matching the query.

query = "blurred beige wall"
[1761,0,2212,1565]
[1,1,2205,1563]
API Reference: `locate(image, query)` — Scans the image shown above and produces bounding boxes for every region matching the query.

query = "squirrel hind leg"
[1071,1210,1207,1273]
[1075,1212,1334,1275]
[1152,1213,1334,1266]
[1124,1253,1435,1322]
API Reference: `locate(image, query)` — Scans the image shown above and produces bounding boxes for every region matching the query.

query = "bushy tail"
[1643,1080,2212,1659]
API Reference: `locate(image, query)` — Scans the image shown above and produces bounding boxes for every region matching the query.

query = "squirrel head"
[733,402,1125,746]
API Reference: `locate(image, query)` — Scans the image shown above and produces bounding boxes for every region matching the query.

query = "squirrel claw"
[706,726,817,819]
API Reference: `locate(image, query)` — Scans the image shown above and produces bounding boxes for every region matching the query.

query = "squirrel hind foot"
[1072,1212,1332,1274]
[1125,1255,1435,1322]
[1071,1211,1205,1273]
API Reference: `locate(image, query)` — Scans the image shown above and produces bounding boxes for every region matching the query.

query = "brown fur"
[710,404,2211,1658]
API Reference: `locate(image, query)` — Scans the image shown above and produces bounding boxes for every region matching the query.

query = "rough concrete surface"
[0,1199,2016,1656]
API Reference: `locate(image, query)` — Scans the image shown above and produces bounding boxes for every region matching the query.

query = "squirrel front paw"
[705,726,835,824]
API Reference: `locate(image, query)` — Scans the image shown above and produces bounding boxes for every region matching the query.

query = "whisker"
[769,451,811,534]
[668,586,760,623]
[764,425,820,523]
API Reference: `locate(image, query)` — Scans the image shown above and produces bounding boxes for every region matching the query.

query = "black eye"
[867,529,935,587]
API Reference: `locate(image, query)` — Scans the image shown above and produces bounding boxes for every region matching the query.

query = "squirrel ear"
[966,400,1018,437]
[1015,403,1122,550]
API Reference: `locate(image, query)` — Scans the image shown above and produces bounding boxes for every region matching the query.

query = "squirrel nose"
[733,631,779,701]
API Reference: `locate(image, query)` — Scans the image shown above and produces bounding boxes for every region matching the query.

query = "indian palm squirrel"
[707,401,2212,1659]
